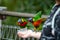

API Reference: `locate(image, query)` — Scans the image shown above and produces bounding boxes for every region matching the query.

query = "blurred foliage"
[0,0,55,25]
[0,0,55,13]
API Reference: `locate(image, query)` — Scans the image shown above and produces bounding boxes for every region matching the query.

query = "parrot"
[28,11,46,30]
[28,17,46,31]
[17,18,34,30]
[17,18,27,28]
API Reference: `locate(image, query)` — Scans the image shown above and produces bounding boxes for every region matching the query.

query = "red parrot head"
[18,18,27,27]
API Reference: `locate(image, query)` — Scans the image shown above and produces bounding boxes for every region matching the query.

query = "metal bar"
[37,39,39,40]
[15,28,18,40]
[28,38,30,40]
[0,11,35,17]
[1,25,41,40]
[10,28,13,39]
[32,37,34,40]
[6,27,9,38]
[0,20,2,38]
[23,38,26,40]
[0,11,49,18]
[41,15,49,18]
[19,38,21,40]
[0,20,2,27]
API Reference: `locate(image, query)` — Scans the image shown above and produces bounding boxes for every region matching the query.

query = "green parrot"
[28,11,46,31]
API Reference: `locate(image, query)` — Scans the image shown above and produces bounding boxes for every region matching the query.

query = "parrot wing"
[33,11,42,21]
[33,18,46,28]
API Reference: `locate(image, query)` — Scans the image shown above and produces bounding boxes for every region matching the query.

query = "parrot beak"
[33,18,35,22]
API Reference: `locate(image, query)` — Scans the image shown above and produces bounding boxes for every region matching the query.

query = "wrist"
[30,32,35,37]
[30,32,41,39]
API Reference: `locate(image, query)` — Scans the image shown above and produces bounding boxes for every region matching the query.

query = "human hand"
[17,30,33,38]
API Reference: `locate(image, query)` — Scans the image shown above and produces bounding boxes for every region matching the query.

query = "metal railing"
[0,7,48,40]
[1,25,39,40]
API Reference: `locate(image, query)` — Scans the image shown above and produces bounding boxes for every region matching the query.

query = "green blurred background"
[0,0,55,25]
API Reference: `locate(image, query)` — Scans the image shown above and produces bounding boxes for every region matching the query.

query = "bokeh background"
[0,0,55,25]
[0,0,55,40]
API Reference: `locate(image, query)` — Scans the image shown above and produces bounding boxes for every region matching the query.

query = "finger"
[21,34,29,38]
[17,32,24,37]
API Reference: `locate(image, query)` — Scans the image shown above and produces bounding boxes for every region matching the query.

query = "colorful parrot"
[28,11,46,29]
[28,18,46,31]
[17,18,27,28]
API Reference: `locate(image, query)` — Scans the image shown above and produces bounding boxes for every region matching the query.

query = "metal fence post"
[0,7,7,39]
[0,19,2,38]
